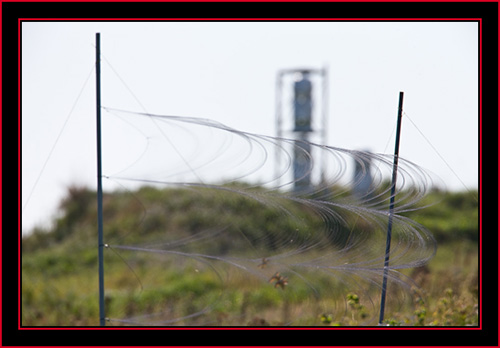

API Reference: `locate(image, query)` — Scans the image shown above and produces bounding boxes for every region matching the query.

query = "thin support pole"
[95,32,106,327]
[378,91,404,325]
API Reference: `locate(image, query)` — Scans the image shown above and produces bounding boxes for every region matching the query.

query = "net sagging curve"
[99,107,440,326]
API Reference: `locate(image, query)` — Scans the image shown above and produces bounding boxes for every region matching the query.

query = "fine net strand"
[98,107,442,326]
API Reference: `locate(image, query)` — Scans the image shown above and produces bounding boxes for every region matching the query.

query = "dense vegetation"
[21,185,479,326]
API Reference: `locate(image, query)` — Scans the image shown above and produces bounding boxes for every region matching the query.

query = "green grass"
[21,185,479,326]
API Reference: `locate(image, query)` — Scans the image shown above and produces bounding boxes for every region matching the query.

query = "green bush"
[21,185,479,326]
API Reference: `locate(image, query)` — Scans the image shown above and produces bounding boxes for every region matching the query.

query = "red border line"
[6,0,499,2]
[17,17,483,332]
[19,17,482,20]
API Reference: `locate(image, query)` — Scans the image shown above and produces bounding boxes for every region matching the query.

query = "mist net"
[98,107,440,326]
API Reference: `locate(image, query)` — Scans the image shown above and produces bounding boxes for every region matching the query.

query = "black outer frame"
[9,1,494,347]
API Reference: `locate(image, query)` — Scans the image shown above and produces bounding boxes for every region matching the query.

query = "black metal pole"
[378,91,404,325]
[95,32,106,327]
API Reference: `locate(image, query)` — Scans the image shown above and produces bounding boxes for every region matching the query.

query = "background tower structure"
[352,150,373,199]
[275,67,328,192]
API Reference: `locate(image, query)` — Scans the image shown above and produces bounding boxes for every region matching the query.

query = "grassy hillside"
[21,185,479,326]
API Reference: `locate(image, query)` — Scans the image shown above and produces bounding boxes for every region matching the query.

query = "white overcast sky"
[21,21,479,233]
